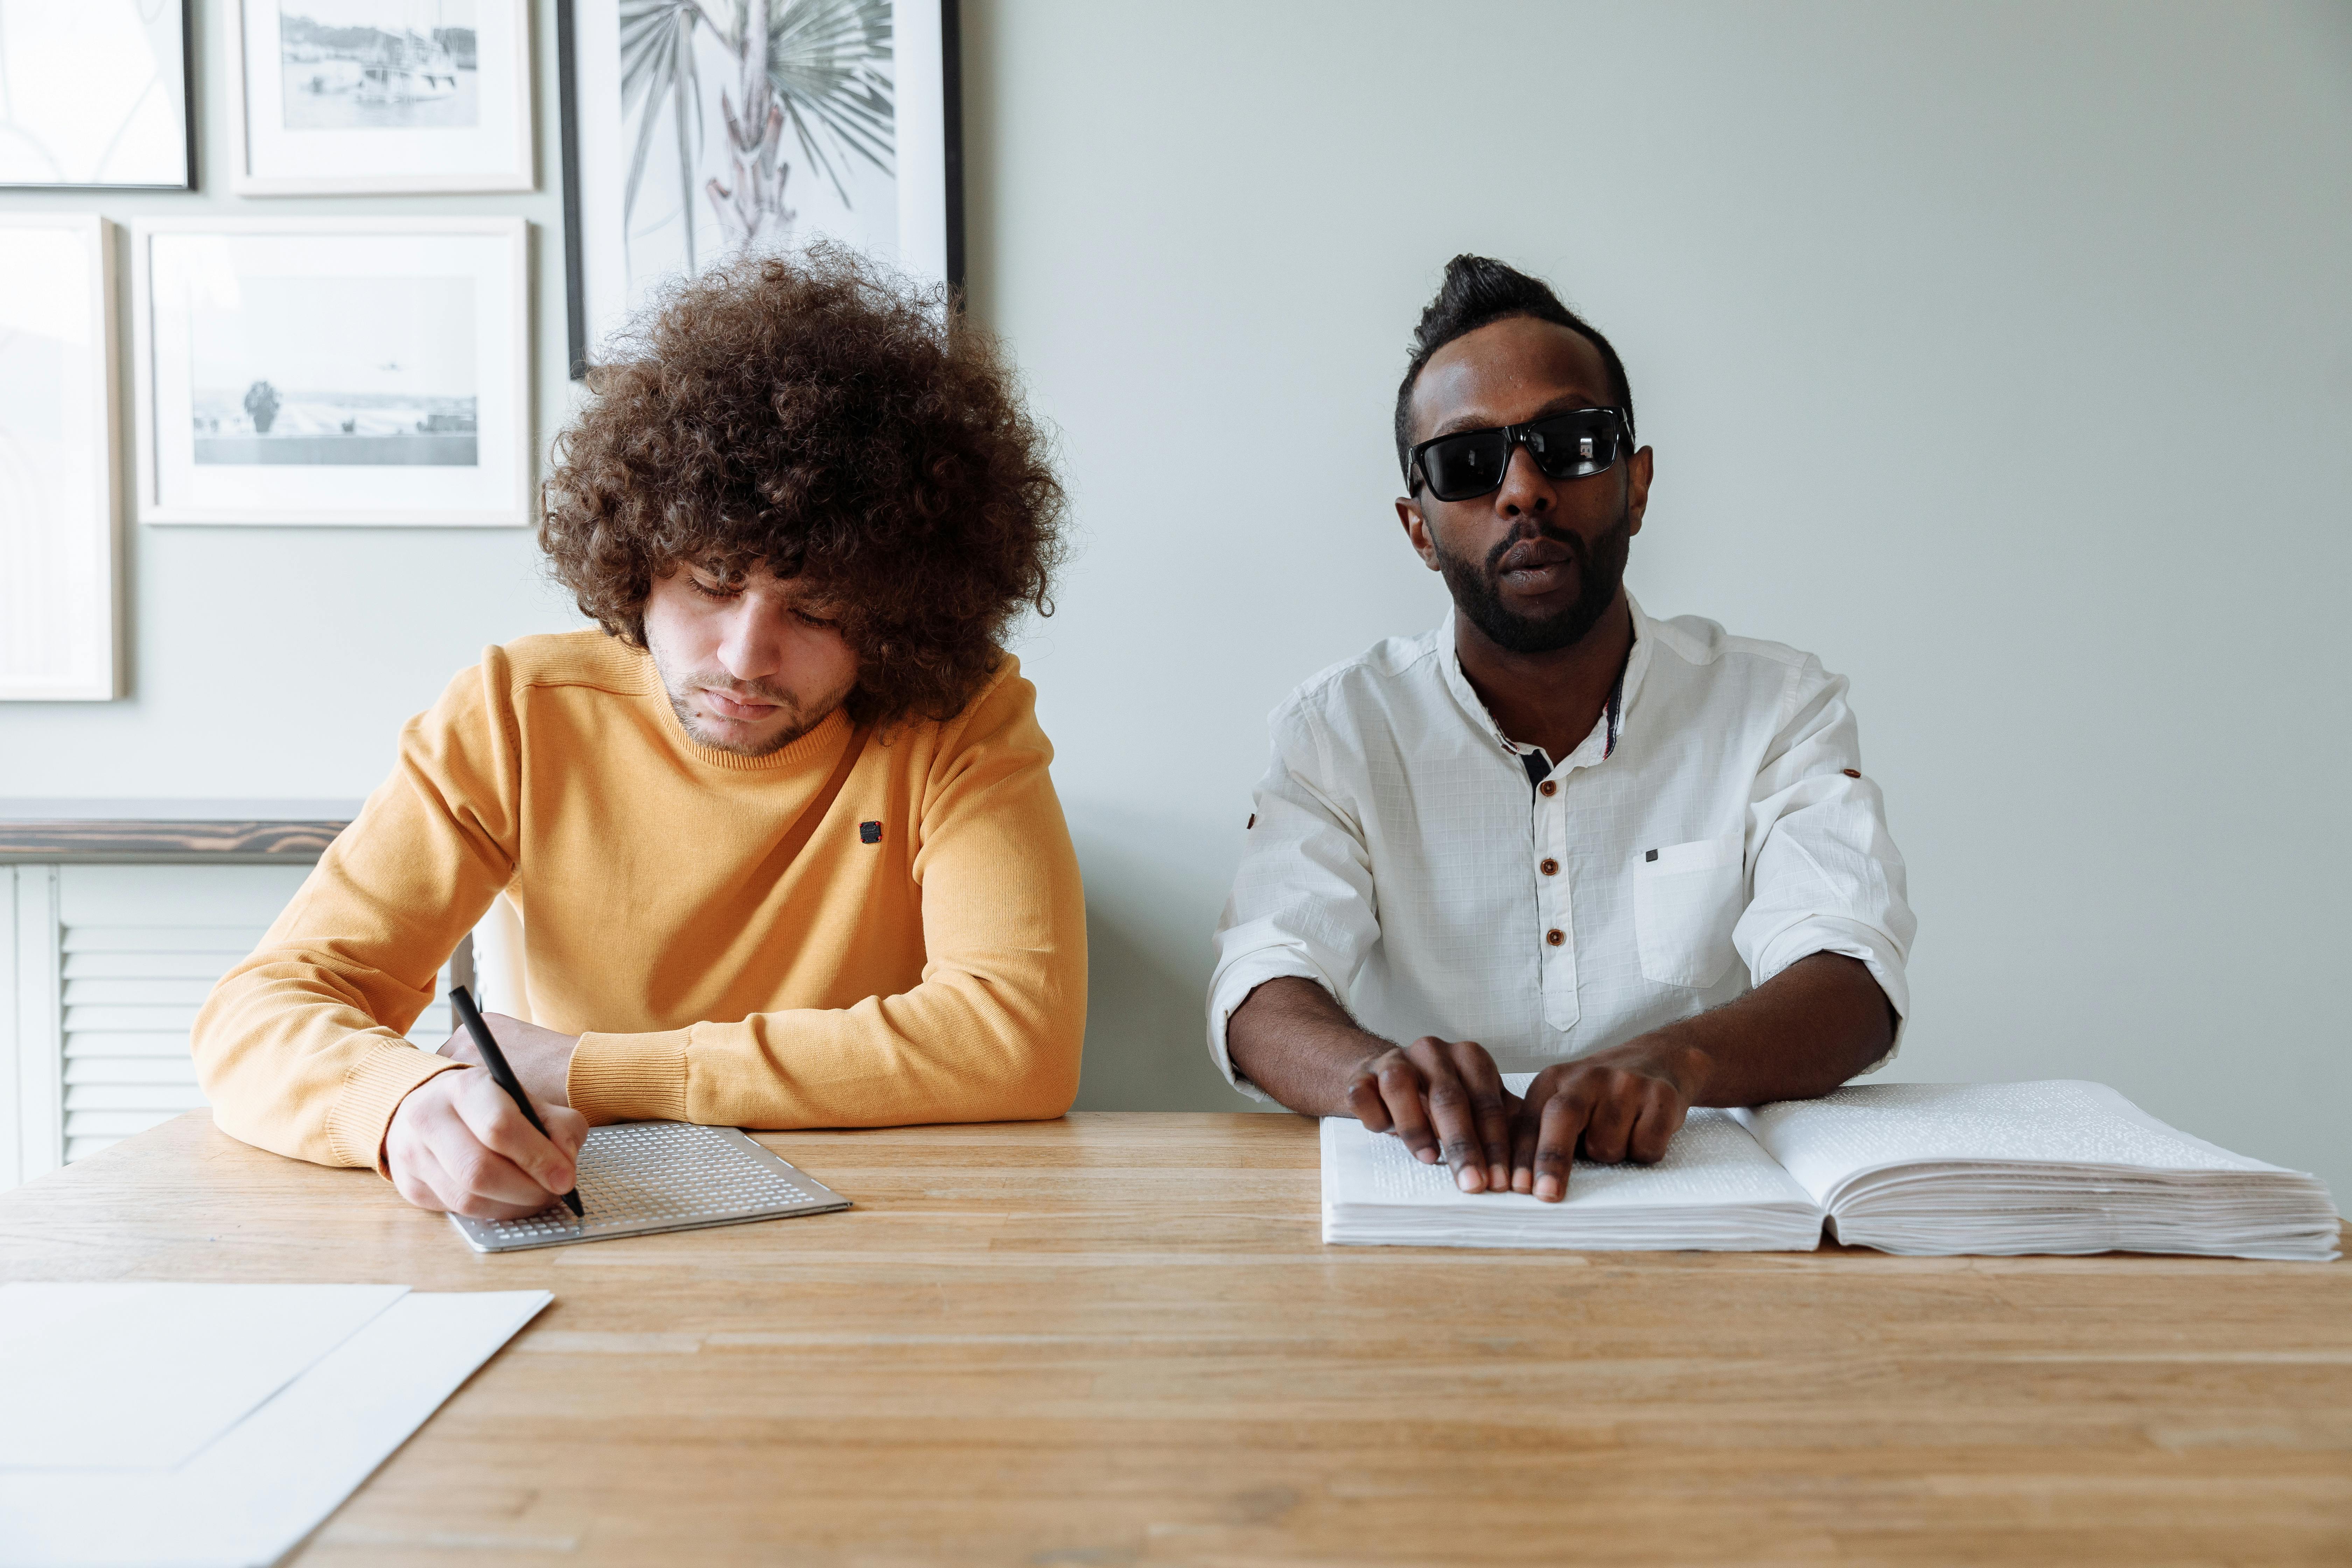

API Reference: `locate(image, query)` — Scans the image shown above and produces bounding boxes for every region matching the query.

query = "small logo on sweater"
[859,820,883,845]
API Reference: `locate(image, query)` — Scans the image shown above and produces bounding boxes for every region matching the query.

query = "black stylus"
[448,983,584,1217]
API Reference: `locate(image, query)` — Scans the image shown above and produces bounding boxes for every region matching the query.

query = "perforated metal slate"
[447,1121,851,1253]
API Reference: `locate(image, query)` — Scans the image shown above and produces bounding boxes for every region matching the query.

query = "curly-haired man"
[194,246,1085,1219]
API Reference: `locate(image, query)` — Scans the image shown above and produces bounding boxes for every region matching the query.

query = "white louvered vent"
[52,865,463,1166]
[59,926,460,1164]
[63,927,249,1163]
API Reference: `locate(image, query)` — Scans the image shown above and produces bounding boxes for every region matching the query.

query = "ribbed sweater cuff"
[569,1028,691,1123]
[338,1042,467,1177]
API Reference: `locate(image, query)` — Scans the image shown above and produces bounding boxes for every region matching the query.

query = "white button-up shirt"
[1208,597,1915,1097]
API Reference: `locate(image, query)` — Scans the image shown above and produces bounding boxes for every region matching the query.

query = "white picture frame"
[131,217,530,528]
[559,0,959,376]
[0,216,122,700]
[0,0,194,190]
[228,0,533,196]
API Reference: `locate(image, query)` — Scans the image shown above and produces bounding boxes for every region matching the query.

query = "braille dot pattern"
[462,1122,836,1250]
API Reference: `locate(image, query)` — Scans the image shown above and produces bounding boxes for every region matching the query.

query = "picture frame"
[0,216,123,700]
[0,0,195,190]
[130,217,531,528]
[558,0,962,377]
[228,0,534,195]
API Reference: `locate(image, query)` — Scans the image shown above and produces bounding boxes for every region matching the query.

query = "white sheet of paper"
[0,1282,408,1470]
[0,1290,551,1568]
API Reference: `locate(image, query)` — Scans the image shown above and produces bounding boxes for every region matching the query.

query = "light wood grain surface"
[4,1111,2346,1566]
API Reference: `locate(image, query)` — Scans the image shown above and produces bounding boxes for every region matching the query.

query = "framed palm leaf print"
[557,0,962,377]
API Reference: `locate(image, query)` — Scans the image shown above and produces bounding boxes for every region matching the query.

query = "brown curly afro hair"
[539,241,1066,727]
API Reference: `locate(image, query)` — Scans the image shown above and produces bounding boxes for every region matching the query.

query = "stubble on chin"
[1440,512,1632,656]
[649,645,811,757]
[664,684,817,758]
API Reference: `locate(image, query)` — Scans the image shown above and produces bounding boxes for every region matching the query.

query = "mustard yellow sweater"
[192,631,1087,1172]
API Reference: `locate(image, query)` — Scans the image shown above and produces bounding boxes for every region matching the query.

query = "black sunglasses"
[1407,407,1633,502]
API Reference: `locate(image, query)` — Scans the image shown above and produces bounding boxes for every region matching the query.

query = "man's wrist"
[360,1052,467,1178]
[1667,1038,1715,1103]
[1608,1029,1714,1105]
[1324,1031,1413,1116]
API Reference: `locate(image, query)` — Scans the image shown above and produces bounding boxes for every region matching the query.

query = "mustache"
[1486,521,1589,578]
[686,676,797,708]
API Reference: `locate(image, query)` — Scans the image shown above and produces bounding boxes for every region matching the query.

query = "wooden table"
[4,1112,2346,1566]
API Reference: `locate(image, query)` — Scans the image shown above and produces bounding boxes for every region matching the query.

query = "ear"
[1396,497,1442,571]
[1624,445,1655,538]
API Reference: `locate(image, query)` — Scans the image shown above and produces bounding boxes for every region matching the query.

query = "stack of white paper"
[1320,1106,1825,1251]
[1321,1077,2339,1259]
[1738,1080,2343,1260]
[0,1283,551,1568]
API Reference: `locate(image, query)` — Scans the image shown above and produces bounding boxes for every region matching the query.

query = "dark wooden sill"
[0,808,356,864]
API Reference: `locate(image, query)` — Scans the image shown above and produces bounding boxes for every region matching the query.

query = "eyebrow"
[1424,392,1612,443]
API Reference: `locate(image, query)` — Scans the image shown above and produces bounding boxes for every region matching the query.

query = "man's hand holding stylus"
[382,1011,586,1218]
[384,1067,587,1218]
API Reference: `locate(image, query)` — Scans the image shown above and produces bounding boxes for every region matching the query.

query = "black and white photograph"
[132,217,527,525]
[0,0,194,189]
[561,0,959,375]
[277,0,480,133]
[230,0,530,194]
[187,275,478,468]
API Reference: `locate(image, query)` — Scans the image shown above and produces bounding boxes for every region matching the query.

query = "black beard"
[1434,507,1632,655]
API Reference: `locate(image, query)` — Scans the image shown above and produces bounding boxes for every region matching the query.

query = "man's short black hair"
[1393,254,1636,485]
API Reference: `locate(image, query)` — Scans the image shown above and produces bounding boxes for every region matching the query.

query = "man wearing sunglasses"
[1210,254,1914,1203]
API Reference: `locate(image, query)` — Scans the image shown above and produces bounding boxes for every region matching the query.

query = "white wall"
[960,0,2352,1199]
[0,1,583,794]
[4,2,2347,1194]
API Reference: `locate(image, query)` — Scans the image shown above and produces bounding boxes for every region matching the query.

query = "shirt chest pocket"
[1632,828,1745,989]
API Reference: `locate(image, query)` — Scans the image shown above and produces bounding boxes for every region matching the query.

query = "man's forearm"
[565,966,1086,1128]
[1635,952,1896,1106]
[1226,976,1394,1115]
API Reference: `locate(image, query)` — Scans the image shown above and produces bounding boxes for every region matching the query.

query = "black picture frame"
[556,0,965,380]
[556,0,589,379]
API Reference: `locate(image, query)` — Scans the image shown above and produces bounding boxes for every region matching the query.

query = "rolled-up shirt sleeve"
[1732,659,1917,1071]
[1206,704,1382,1097]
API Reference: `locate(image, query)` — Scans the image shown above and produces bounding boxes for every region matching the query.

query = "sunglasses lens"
[1524,412,1623,480]
[1421,433,1511,501]
[1418,411,1628,499]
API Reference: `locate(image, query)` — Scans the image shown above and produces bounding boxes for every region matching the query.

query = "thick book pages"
[1320,1107,1824,1251]
[1736,1080,2341,1261]
[1321,1077,2340,1260]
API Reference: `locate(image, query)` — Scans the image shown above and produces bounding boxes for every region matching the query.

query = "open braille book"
[448,1122,850,1253]
[1321,1078,2340,1260]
